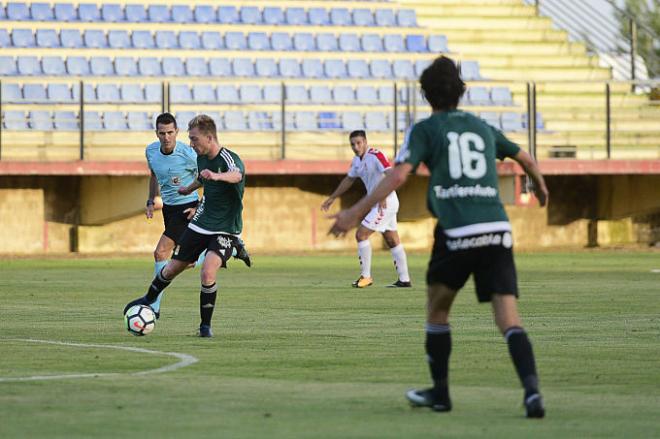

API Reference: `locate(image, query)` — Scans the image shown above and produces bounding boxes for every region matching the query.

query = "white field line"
[0,338,198,383]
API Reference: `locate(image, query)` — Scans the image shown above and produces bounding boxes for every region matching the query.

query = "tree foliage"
[616,0,660,77]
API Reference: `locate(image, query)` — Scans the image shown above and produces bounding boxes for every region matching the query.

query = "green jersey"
[189,147,245,235]
[398,110,520,237]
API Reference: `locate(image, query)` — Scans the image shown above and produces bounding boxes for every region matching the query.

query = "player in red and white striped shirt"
[321,130,411,288]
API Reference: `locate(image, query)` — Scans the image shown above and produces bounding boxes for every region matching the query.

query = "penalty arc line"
[0,338,199,383]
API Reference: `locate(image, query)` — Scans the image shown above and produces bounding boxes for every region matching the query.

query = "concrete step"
[451,41,587,57]
[439,28,571,43]
[399,0,526,6]
[545,120,660,131]
[419,15,555,31]
[482,66,611,81]
[411,4,536,17]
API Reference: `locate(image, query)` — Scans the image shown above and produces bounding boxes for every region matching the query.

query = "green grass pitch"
[1,251,659,438]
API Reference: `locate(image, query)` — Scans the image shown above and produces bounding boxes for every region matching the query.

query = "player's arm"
[511,150,549,207]
[329,163,412,236]
[178,179,202,195]
[199,168,242,183]
[321,176,357,211]
[146,170,159,219]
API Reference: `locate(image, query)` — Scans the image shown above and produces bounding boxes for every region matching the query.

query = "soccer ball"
[124,304,156,336]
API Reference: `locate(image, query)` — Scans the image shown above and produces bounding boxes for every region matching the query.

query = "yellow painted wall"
[0,189,44,253]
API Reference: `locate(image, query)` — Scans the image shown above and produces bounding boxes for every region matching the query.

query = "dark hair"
[349,130,367,140]
[188,114,218,140]
[155,112,177,129]
[419,56,466,111]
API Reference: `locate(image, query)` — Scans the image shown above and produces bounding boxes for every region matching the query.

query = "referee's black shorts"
[162,200,198,243]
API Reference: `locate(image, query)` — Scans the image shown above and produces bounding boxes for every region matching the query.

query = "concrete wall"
[0,189,45,253]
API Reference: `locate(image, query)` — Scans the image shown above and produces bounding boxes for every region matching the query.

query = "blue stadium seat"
[224,111,248,131]
[127,112,152,130]
[339,33,361,52]
[248,111,274,131]
[294,111,317,130]
[347,60,369,78]
[356,86,379,105]
[170,84,192,103]
[29,110,53,130]
[115,57,138,76]
[316,33,338,51]
[272,111,294,131]
[83,111,103,130]
[361,34,383,52]
[125,5,147,22]
[479,112,501,129]
[108,30,130,48]
[192,84,216,103]
[17,56,42,75]
[148,5,170,22]
[263,7,284,25]
[301,59,322,78]
[138,57,162,76]
[3,111,28,130]
[7,3,30,20]
[285,7,306,25]
[53,111,79,131]
[31,3,54,21]
[0,30,9,48]
[101,4,124,22]
[217,5,238,24]
[286,85,308,104]
[406,35,426,52]
[428,35,449,53]
[144,83,162,102]
[209,58,231,76]
[370,60,392,79]
[74,83,96,103]
[36,29,59,48]
[384,35,405,52]
[60,29,83,48]
[501,112,524,132]
[175,111,195,130]
[97,84,121,102]
[0,3,5,19]
[42,56,65,75]
[48,83,73,102]
[120,84,143,102]
[333,86,355,104]
[194,5,215,23]
[280,59,302,78]
[392,60,415,79]
[90,56,114,76]
[78,4,101,22]
[54,4,77,21]
[232,58,254,77]
[225,32,247,50]
[201,31,223,50]
[171,5,193,23]
[365,112,388,131]
[309,85,332,104]
[179,32,201,50]
[271,32,292,51]
[23,84,48,102]
[308,8,329,25]
[66,56,90,75]
[294,32,316,51]
[216,85,239,103]
[414,59,432,77]
[262,85,282,103]
[318,112,341,129]
[397,9,417,27]
[378,85,395,104]
[374,9,395,26]
[352,9,374,26]
[248,32,270,50]
[341,112,363,131]
[12,29,35,48]
[239,85,262,103]
[186,57,209,76]
[161,58,184,76]
[132,31,155,49]
[240,6,261,24]
[255,58,277,77]
[1,83,22,102]
[490,87,513,106]
[330,8,352,26]
[324,59,347,78]
[467,86,491,106]
[83,30,107,48]
[155,31,178,49]
[460,60,482,80]
[104,111,128,130]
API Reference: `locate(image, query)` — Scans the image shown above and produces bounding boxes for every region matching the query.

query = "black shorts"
[172,228,241,268]
[162,201,198,243]
[427,224,518,303]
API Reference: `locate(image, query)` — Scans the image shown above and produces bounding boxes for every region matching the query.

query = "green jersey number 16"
[447,131,487,180]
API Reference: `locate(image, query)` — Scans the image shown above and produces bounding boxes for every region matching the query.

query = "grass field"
[1,251,659,438]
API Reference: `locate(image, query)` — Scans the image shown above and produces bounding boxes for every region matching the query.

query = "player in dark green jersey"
[125,114,248,337]
[330,56,549,418]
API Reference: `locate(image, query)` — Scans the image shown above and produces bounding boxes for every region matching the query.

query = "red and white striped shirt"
[348,148,399,210]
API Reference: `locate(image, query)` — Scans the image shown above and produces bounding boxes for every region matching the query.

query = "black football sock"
[200,283,218,327]
[504,326,540,396]
[145,267,171,302]
[425,323,451,401]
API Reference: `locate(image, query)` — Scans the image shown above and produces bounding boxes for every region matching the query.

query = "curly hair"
[419,56,466,111]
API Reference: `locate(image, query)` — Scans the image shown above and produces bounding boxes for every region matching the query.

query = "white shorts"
[361,205,398,233]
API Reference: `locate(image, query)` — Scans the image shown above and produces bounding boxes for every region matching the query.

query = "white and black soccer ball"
[124,304,156,336]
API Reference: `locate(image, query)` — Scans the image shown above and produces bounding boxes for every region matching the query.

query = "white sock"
[390,244,410,282]
[357,240,372,278]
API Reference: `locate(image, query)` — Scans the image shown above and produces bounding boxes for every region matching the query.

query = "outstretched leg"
[383,230,411,287]
[197,250,223,337]
[353,226,375,288]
